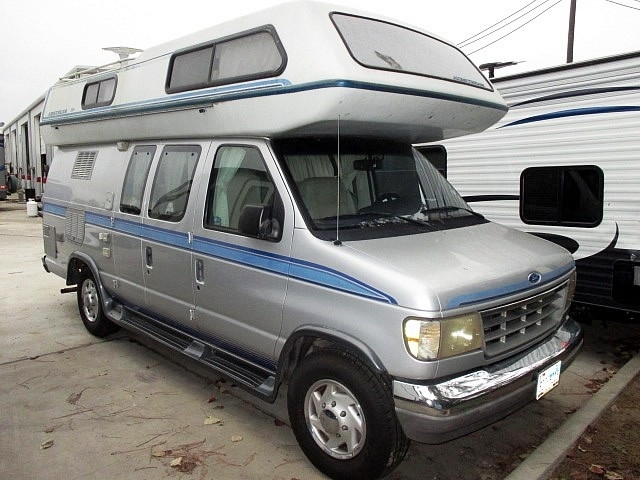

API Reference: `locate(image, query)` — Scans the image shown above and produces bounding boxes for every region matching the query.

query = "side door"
[142,143,204,329]
[191,141,293,366]
[112,145,156,307]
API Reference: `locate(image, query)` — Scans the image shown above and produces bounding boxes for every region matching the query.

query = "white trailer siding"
[2,94,48,200]
[428,52,640,313]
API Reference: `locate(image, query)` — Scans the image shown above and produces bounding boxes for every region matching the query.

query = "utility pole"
[567,0,577,63]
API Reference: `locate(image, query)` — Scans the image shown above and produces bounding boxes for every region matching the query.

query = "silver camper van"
[40,3,582,479]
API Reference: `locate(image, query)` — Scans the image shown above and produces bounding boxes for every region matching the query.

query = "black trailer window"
[148,146,201,222]
[166,27,286,93]
[520,165,604,227]
[120,146,156,215]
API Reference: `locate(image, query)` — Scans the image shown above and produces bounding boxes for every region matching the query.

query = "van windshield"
[272,137,486,241]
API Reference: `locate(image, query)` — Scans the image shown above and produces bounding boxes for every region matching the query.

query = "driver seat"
[297,177,356,220]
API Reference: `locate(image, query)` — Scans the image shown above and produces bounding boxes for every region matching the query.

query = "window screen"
[331,13,491,90]
[167,27,285,93]
[82,77,117,109]
[148,146,201,222]
[520,166,604,227]
[167,46,214,91]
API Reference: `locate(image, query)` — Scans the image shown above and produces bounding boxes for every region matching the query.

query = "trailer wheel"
[287,349,409,480]
[77,271,119,337]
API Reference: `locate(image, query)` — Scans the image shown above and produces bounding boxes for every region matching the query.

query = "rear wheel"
[77,270,119,337]
[287,349,409,479]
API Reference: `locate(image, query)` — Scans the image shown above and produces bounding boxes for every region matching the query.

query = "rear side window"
[166,27,286,93]
[148,146,201,222]
[120,146,156,215]
[520,165,604,227]
[82,76,117,109]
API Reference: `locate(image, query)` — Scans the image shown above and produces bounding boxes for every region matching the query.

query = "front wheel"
[287,349,409,480]
[77,270,119,337]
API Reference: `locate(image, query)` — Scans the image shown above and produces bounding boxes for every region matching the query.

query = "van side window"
[148,146,201,222]
[204,146,275,232]
[120,146,156,215]
[520,165,604,227]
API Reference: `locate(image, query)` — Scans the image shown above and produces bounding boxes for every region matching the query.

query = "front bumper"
[393,316,583,444]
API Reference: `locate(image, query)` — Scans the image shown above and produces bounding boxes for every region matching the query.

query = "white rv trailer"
[1,94,48,200]
[40,2,583,478]
[421,52,640,315]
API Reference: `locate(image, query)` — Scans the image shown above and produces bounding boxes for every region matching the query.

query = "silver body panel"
[43,137,580,390]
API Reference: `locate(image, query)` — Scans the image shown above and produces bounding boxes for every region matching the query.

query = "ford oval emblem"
[528,272,542,284]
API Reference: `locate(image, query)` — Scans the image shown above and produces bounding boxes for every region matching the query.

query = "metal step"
[105,302,277,400]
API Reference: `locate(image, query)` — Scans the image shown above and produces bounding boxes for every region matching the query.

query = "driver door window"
[205,145,275,231]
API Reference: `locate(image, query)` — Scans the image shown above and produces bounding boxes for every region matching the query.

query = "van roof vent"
[71,151,98,179]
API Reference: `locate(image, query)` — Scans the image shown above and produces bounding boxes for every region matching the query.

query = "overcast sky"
[1,0,639,124]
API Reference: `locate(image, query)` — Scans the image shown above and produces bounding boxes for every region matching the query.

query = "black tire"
[77,270,119,337]
[287,349,409,480]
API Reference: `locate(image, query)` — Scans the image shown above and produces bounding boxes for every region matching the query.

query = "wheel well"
[66,257,91,286]
[278,332,387,386]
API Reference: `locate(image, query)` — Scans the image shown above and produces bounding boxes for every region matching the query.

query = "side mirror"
[238,205,281,241]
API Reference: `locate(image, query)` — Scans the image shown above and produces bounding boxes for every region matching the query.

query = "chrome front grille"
[481,284,568,358]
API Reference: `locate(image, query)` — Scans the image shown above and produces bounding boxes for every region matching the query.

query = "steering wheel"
[377,192,401,203]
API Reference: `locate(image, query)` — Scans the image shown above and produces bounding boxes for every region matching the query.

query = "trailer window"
[120,146,156,215]
[520,166,604,227]
[148,146,201,222]
[82,76,117,109]
[331,13,491,90]
[166,27,286,93]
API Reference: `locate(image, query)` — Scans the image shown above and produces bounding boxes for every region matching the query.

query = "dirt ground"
[549,312,640,480]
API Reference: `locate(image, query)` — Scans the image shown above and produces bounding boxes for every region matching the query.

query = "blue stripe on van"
[46,202,571,309]
[41,77,507,127]
[44,202,396,305]
[193,236,396,303]
[446,263,574,308]
[42,202,67,217]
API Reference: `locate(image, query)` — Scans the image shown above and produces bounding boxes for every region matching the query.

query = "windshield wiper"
[359,211,435,229]
[420,205,484,219]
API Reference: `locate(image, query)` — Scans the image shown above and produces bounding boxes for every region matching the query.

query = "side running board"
[104,302,277,401]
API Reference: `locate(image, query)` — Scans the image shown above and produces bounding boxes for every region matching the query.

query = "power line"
[467,0,565,55]
[459,0,557,49]
[602,0,640,11]
[457,0,542,47]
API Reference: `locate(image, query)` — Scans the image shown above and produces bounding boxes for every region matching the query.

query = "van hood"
[343,221,574,312]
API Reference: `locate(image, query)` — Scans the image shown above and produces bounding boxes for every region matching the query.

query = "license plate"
[536,361,561,400]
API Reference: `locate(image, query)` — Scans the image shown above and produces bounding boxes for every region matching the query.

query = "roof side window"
[120,146,156,215]
[331,13,491,90]
[520,165,604,227]
[166,27,286,93]
[148,145,201,222]
[168,46,214,91]
[82,76,117,109]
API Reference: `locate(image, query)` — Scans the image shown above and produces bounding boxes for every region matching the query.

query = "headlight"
[403,312,483,360]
